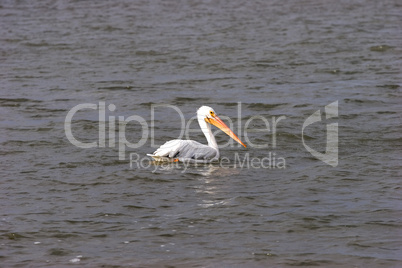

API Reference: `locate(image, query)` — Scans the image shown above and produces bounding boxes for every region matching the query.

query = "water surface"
[1,0,401,267]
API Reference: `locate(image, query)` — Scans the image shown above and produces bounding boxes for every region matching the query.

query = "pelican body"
[147,106,246,163]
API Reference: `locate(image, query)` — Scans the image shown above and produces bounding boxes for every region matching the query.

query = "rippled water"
[1,0,401,267]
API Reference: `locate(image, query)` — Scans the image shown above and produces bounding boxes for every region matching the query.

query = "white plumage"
[151,139,218,161]
[148,106,246,163]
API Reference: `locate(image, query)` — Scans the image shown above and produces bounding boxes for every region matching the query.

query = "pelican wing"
[148,139,218,161]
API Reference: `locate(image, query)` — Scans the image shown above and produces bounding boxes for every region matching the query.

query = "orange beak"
[205,115,246,148]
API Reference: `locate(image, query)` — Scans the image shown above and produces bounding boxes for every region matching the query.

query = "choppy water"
[1,0,401,267]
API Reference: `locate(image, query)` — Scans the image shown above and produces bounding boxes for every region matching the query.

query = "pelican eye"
[209,111,215,117]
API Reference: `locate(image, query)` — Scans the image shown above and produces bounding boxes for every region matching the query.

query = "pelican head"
[197,106,246,148]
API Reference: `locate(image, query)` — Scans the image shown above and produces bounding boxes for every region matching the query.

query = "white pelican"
[147,106,246,163]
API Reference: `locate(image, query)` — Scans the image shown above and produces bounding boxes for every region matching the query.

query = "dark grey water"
[1,0,401,267]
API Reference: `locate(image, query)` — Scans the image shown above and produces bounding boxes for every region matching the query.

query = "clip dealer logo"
[302,101,338,167]
[64,101,339,168]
